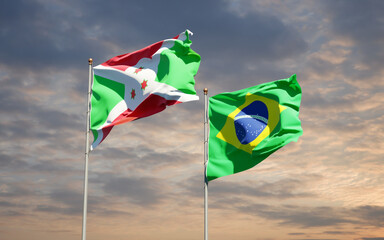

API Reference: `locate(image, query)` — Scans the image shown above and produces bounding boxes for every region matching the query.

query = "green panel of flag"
[207,74,303,181]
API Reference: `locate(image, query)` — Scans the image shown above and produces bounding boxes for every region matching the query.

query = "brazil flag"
[207,74,302,181]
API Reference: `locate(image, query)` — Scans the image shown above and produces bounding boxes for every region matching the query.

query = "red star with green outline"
[130,89,136,99]
[141,79,148,90]
[134,67,144,74]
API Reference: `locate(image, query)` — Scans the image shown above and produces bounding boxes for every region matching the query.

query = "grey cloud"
[102,175,166,206]
[0,0,307,75]
[79,0,307,61]
[0,0,107,70]
[30,160,78,174]
[34,108,82,130]
[98,146,200,171]
[0,210,26,217]
[0,150,80,178]
[35,204,80,216]
[35,188,101,216]
[0,184,34,198]
[289,232,306,236]
[232,203,384,229]
[0,200,28,217]
[237,204,357,228]
[320,0,384,43]
[323,231,355,235]
[305,58,337,79]
[49,189,84,211]
[319,0,384,75]
[302,88,354,110]
[0,85,77,116]
[0,88,28,114]
[0,153,27,170]
[210,178,314,199]
[49,188,104,211]
[0,87,82,144]
[0,119,49,140]
[35,188,131,216]
[176,174,203,198]
[292,239,337,240]
[0,201,21,207]
[96,147,135,160]
[352,205,384,227]
[94,208,132,217]
[136,149,199,170]
[179,175,317,201]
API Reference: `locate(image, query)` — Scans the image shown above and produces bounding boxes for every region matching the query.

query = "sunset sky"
[1,1,384,240]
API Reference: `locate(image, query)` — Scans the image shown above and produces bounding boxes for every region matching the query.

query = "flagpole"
[81,58,93,240]
[204,88,209,240]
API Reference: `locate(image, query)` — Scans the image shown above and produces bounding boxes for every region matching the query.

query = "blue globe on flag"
[234,101,269,145]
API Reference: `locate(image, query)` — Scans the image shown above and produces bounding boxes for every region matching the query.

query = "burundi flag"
[207,75,302,181]
[90,30,201,150]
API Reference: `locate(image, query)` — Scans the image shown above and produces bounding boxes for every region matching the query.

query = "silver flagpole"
[81,58,93,240]
[203,88,209,240]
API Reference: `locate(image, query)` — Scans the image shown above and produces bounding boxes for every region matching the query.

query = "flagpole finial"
[88,58,93,65]
[204,88,208,95]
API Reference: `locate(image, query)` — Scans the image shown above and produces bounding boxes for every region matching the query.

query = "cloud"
[322,231,354,235]
[0,200,28,217]
[32,188,85,216]
[0,153,28,170]
[35,204,79,216]
[0,210,26,217]
[0,0,108,69]
[0,84,82,145]
[33,187,122,216]
[292,239,337,240]
[179,173,319,202]
[0,0,307,85]
[237,204,358,228]
[210,178,314,199]
[231,203,384,229]
[0,183,34,198]
[352,205,384,227]
[96,145,200,173]
[318,0,384,77]
[101,175,166,206]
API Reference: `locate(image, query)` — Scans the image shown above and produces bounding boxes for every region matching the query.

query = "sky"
[1,0,384,240]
